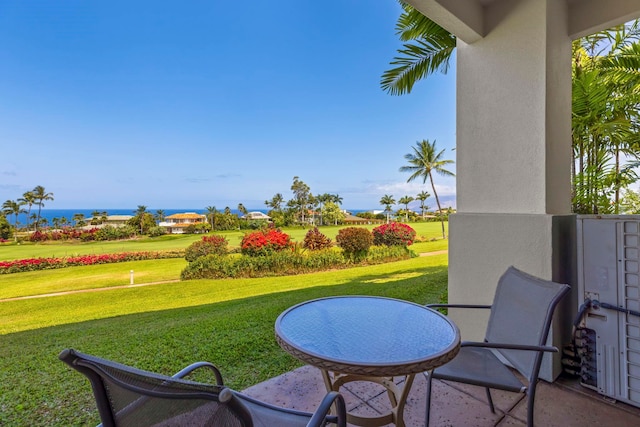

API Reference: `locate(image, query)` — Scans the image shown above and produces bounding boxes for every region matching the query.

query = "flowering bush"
[28,226,137,242]
[0,250,184,274]
[372,222,416,247]
[302,227,333,251]
[240,229,292,256]
[185,235,228,262]
[335,227,373,260]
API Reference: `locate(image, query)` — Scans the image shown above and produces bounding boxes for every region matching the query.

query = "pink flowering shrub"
[0,250,184,274]
[372,222,416,247]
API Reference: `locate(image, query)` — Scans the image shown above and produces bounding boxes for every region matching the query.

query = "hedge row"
[0,250,185,274]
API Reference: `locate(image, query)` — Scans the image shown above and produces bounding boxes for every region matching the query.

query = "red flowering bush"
[0,250,184,274]
[335,227,373,260]
[240,229,292,256]
[185,235,228,262]
[302,227,333,251]
[372,222,416,247]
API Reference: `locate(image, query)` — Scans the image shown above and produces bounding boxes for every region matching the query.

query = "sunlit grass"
[0,254,449,426]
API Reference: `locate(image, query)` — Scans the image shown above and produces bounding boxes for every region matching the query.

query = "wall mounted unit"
[576,215,640,408]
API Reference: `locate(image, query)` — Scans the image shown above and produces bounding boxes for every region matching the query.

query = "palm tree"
[205,206,217,229]
[31,185,54,231]
[316,193,332,225]
[18,191,35,231]
[155,210,166,223]
[398,195,414,222]
[331,194,343,206]
[416,190,430,218]
[72,213,85,227]
[400,139,455,239]
[134,205,148,234]
[237,203,248,216]
[381,2,456,95]
[380,194,396,223]
[2,200,25,229]
[265,193,284,212]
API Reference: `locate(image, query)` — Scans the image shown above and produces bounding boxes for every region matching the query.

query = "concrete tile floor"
[242,365,640,426]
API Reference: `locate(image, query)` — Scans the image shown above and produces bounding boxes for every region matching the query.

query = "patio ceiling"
[407,0,640,43]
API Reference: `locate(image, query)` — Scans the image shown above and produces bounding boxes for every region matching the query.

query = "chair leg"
[425,372,433,427]
[485,388,495,414]
[527,383,537,427]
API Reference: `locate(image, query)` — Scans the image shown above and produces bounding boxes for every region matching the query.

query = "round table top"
[275,296,461,376]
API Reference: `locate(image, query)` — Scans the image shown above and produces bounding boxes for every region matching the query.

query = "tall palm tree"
[400,139,455,239]
[237,203,248,216]
[31,185,54,231]
[381,2,456,95]
[380,194,396,223]
[398,195,414,222]
[2,199,25,229]
[134,205,148,234]
[265,193,284,212]
[416,190,430,218]
[205,206,217,229]
[331,194,343,206]
[18,191,35,231]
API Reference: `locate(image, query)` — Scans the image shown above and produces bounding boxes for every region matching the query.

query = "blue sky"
[0,0,456,211]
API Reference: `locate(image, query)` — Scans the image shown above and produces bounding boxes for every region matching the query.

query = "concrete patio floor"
[242,365,640,426]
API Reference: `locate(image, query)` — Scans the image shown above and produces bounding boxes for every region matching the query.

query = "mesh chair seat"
[59,349,346,427]
[425,266,571,427]
[431,347,525,392]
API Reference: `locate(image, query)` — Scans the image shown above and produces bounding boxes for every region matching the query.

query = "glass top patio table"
[275,296,460,376]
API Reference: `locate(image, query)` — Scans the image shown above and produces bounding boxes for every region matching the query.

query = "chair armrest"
[427,304,492,309]
[172,362,224,385]
[461,341,558,353]
[307,391,346,427]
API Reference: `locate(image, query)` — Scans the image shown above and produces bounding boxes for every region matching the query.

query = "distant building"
[241,211,271,221]
[159,212,207,234]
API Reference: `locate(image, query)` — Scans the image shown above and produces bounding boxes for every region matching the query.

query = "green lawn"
[0,221,448,261]
[0,223,449,426]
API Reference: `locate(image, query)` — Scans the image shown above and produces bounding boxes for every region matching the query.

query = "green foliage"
[185,236,228,262]
[372,222,417,247]
[94,225,137,241]
[184,223,212,234]
[0,214,12,240]
[302,227,333,250]
[147,226,167,237]
[335,227,373,260]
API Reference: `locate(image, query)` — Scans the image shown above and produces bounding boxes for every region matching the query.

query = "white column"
[449,0,574,380]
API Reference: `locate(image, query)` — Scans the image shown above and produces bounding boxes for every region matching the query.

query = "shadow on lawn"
[0,264,448,426]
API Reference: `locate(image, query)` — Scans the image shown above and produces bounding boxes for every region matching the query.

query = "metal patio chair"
[59,348,346,427]
[425,266,571,426]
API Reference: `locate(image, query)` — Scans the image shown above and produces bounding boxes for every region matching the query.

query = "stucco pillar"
[449,0,575,380]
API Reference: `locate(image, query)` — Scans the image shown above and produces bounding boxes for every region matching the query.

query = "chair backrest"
[485,266,571,381]
[59,349,251,427]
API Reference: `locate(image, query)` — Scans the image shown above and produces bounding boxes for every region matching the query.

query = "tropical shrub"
[240,229,292,256]
[335,227,373,260]
[181,249,345,280]
[94,225,137,241]
[372,222,416,247]
[302,227,332,250]
[147,226,167,237]
[184,223,212,234]
[0,250,185,274]
[185,235,228,262]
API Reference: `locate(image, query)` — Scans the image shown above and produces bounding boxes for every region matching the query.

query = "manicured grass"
[0,221,448,261]
[0,254,448,426]
[0,258,187,300]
